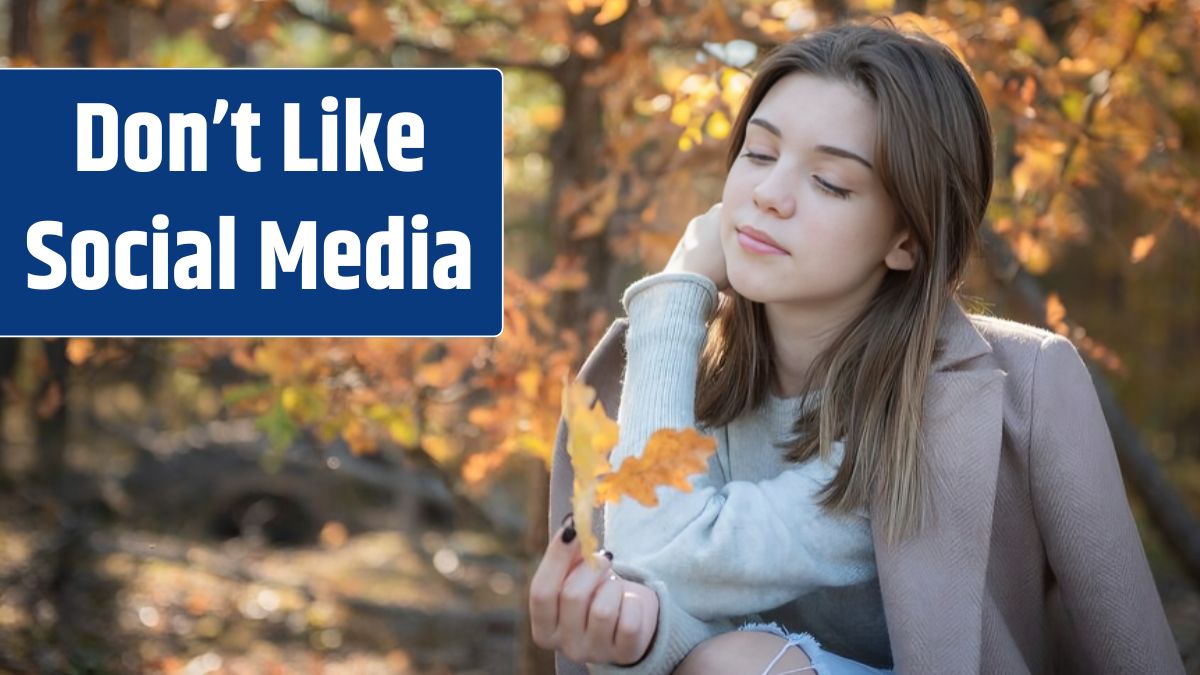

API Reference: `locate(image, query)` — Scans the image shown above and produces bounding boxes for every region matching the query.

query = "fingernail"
[601,549,613,560]
[561,525,576,544]
[561,512,575,528]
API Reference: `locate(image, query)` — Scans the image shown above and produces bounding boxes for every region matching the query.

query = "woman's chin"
[727,266,779,304]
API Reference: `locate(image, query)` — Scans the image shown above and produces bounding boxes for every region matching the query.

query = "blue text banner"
[0,68,503,336]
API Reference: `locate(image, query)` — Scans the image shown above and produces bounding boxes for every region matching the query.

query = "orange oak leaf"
[561,376,618,564]
[596,428,716,508]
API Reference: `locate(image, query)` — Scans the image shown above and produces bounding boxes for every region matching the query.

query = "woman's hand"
[663,203,728,291]
[530,515,660,666]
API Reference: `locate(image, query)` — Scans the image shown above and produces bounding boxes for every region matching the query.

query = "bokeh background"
[0,0,1198,673]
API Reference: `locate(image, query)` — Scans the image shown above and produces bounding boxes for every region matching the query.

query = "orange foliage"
[560,379,717,565]
[561,378,618,561]
[596,428,717,508]
[155,0,1197,527]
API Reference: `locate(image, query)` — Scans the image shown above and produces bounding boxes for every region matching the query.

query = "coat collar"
[931,296,994,372]
[562,298,1007,673]
[869,298,1006,672]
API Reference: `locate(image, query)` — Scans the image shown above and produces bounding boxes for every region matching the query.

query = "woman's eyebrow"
[748,117,874,171]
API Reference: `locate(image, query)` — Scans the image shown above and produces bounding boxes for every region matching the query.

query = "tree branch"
[280,1,558,73]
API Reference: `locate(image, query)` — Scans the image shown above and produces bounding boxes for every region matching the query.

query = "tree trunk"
[519,456,557,675]
[60,0,109,66]
[10,0,38,62]
[543,56,619,326]
[0,339,18,480]
[34,339,68,482]
[521,11,637,674]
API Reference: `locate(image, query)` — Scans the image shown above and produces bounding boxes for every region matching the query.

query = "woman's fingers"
[558,550,614,662]
[528,514,640,665]
[583,571,625,657]
[529,514,582,648]
[613,581,652,665]
[663,202,729,291]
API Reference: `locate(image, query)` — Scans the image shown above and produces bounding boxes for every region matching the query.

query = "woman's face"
[720,72,913,306]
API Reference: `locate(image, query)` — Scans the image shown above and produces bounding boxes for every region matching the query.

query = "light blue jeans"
[737,621,895,675]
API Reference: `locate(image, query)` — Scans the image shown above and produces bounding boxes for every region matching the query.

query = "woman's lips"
[736,226,789,255]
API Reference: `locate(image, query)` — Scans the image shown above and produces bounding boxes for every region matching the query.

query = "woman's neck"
[763,286,878,397]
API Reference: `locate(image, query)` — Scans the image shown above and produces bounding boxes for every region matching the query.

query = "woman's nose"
[752,173,795,219]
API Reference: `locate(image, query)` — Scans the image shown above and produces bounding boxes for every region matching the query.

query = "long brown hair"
[695,19,994,544]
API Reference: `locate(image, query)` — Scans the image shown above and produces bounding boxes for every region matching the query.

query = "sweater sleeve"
[602,272,876,622]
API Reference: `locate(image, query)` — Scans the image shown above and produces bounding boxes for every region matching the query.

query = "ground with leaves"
[0,430,521,674]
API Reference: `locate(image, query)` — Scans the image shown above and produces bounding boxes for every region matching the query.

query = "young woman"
[530,19,1183,675]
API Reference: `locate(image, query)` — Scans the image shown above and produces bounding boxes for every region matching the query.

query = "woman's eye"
[813,175,851,200]
[740,151,775,164]
[741,152,851,200]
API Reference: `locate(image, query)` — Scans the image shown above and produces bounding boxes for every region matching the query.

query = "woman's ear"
[884,228,917,271]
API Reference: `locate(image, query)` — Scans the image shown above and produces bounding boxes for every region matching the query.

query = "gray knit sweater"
[588,271,892,675]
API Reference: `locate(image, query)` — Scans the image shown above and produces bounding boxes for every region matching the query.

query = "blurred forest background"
[0,0,1198,672]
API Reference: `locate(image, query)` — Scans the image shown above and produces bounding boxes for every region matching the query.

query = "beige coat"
[547,300,1183,674]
